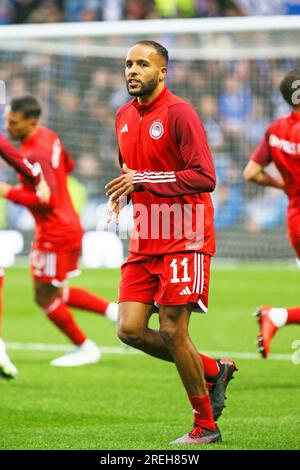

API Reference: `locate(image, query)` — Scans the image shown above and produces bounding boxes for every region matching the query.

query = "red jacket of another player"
[116,87,216,256]
[7,126,83,251]
[251,112,300,202]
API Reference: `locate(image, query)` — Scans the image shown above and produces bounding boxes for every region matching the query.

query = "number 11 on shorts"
[170,257,191,283]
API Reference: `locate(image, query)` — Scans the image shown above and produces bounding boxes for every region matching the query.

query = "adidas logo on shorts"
[179,286,192,295]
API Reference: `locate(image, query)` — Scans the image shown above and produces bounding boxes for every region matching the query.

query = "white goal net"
[0,16,300,259]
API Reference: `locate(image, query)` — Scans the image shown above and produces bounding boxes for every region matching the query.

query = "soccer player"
[105,41,237,445]
[244,68,300,358]
[0,131,50,378]
[0,96,118,367]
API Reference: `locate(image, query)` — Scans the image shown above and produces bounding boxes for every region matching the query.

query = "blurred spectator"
[199,95,225,152]
[233,0,285,15]
[101,0,124,21]
[218,76,253,133]
[213,155,244,229]
[124,0,153,19]
[245,187,288,232]
[63,0,100,21]
[195,0,222,17]
[0,0,14,24]
[234,0,300,16]
[0,0,298,23]
[246,98,270,147]
[13,0,63,23]
[270,68,291,118]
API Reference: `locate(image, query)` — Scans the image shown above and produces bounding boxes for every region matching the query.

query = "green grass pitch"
[0,263,299,450]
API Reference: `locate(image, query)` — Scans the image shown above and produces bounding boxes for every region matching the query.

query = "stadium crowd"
[0,50,295,234]
[0,0,299,241]
[0,0,300,24]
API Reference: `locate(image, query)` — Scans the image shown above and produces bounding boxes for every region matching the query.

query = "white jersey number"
[170,257,191,283]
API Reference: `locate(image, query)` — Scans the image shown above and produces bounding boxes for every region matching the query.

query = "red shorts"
[30,246,81,287]
[119,252,211,313]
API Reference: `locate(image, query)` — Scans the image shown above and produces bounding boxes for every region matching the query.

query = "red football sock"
[189,395,216,430]
[63,287,109,315]
[44,297,86,345]
[286,307,300,324]
[0,273,4,336]
[199,353,219,378]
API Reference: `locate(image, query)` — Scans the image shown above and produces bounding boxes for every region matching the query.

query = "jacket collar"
[132,86,168,113]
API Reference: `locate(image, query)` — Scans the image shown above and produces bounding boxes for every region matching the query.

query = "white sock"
[105,302,119,323]
[0,337,5,352]
[269,308,288,328]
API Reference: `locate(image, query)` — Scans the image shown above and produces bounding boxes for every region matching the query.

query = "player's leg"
[118,301,169,356]
[62,286,118,323]
[118,302,221,371]
[34,280,101,367]
[30,247,100,367]
[158,304,220,445]
[118,256,236,422]
[60,248,118,322]
[34,280,86,345]
[254,305,300,358]
[119,257,220,366]
[157,252,236,422]
[0,268,18,379]
[254,223,300,358]
[118,301,220,444]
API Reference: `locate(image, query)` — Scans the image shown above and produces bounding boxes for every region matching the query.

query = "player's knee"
[34,284,57,307]
[34,289,44,307]
[117,324,143,347]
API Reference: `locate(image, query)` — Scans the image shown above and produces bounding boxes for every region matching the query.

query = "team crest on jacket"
[149,120,164,139]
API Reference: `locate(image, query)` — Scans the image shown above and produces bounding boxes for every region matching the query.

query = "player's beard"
[126,77,158,97]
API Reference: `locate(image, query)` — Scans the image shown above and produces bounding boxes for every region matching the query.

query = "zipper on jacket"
[138,110,144,145]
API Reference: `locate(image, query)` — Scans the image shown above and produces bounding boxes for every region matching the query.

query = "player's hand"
[0,182,12,197]
[107,195,127,224]
[36,178,51,204]
[105,164,136,201]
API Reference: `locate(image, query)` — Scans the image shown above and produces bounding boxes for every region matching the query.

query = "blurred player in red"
[0,131,50,378]
[0,96,118,367]
[244,69,300,358]
[105,41,237,445]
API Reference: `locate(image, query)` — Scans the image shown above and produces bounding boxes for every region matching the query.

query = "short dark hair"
[10,95,41,119]
[133,40,169,65]
[279,69,300,107]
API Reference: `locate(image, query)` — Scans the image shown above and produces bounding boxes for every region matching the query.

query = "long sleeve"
[132,103,216,197]
[0,132,41,184]
[7,148,59,209]
[250,127,272,167]
[7,187,54,209]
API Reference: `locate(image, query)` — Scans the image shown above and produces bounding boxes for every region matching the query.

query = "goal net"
[0,16,300,260]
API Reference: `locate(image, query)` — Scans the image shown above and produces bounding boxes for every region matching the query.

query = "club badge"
[149,121,164,139]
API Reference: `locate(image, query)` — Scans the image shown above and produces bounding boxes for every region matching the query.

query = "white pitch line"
[5,342,293,361]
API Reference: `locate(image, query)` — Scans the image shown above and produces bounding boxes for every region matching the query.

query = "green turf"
[0,263,299,450]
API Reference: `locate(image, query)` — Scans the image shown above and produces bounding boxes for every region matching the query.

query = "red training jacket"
[0,132,41,185]
[7,126,83,251]
[251,111,300,202]
[116,87,216,256]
